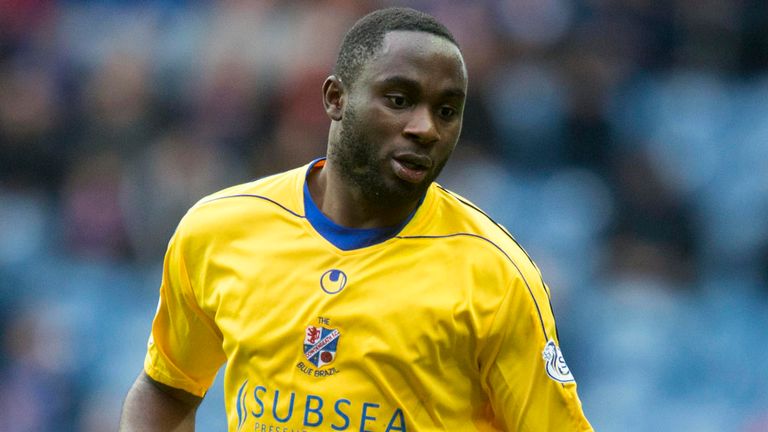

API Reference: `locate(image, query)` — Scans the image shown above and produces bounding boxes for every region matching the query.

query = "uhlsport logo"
[541,339,575,383]
[304,325,340,368]
[320,269,347,294]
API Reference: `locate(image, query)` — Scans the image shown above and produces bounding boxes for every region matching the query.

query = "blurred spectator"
[0,302,81,432]
[59,150,132,260]
[122,127,249,261]
[0,62,66,192]
[75,53,156,159]
[606,150,696,284]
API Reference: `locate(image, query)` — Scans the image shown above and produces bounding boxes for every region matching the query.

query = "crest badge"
[542,339,575,383]
[303,325,341,368]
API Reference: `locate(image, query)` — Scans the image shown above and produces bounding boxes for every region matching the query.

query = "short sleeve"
[144,228,226,397]
[480,274,593,431]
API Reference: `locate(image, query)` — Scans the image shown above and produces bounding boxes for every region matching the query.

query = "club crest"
[542,339,575,383]
[303,325,340,368]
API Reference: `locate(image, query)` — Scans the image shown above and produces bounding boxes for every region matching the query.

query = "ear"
[323,75,345,121]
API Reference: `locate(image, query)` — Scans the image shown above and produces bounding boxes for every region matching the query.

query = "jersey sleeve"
[480,270,593,431]
[144,226,227,397]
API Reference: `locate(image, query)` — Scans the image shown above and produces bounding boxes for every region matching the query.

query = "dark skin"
[119,30,467,430]
[312,30,467,228]
[119,372,202,431]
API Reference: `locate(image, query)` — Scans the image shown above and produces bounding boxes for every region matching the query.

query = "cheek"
[357,97,405,127]
[435,142,457,164]
[369,108,405,135]
[439,123,462,149]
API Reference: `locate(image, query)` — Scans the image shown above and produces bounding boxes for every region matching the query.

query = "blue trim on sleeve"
[303,158,419,251]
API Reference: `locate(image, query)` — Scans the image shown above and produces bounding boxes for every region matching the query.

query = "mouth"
[391,153,432,184]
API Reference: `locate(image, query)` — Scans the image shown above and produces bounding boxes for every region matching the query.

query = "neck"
[307,159,422,229]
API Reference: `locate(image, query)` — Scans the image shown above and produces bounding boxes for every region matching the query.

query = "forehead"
[358,30,467,92]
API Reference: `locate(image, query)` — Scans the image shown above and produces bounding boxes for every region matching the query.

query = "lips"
[393,152,432,169]
[391,152,432,183]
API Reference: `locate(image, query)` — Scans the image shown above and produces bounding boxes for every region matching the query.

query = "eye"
[386,95,409,108]
[439,106,457,119]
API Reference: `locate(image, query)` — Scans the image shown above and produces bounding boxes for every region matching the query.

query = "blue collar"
[303,158,419,251]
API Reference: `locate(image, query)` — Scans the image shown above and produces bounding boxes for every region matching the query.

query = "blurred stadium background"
[1,0,767,430]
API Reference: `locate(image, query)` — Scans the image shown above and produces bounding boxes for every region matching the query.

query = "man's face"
[331,30,467,208]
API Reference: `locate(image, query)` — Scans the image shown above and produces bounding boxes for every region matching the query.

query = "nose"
[403,105,439,145]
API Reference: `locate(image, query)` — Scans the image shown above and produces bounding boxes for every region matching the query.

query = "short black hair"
[334,7,459,88]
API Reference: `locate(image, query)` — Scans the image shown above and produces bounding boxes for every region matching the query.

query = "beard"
[330,106,448,210]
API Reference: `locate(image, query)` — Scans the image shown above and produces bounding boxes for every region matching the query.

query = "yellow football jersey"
[144,159,592,431]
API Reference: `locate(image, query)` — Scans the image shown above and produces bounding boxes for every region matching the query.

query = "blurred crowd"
[0,0,767,430]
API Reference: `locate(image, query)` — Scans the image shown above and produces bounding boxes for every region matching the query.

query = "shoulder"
[194,165,305,213]
[413,184,543,284]
[426,185,558,344]
[175,165,307,242]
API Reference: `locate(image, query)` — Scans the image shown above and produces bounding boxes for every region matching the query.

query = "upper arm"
[481,273,592,431]
[142,371,204,407]
[144,227,227,396]
[119,371,202,432]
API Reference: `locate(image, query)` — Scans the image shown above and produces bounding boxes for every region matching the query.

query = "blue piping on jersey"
[203,194,306,219]
[198,170,552,344]
[199,158,422,251]
[435,185,562,344]
[397,232,549,342]
[203,191,411,251]
[437,185,547,297]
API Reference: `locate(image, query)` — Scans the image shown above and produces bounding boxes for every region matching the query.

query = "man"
[120,7,592,431]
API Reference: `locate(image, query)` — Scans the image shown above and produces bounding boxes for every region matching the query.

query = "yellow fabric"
[144,162,592,431]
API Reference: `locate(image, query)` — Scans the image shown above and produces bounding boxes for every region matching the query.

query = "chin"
[380,176,431,205]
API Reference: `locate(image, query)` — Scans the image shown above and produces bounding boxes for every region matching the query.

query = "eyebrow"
[377,75,466,100]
